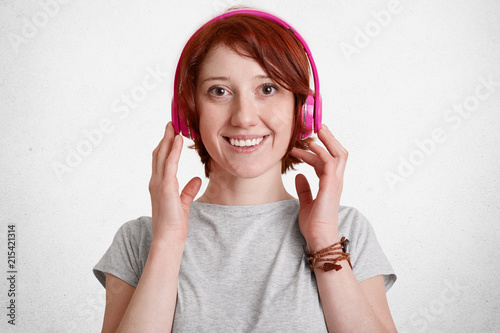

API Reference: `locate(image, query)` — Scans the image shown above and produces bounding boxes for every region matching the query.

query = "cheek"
[267,99,295,136]
[197,103,215,132]
[197,110,212,145]
[197,104,228,146]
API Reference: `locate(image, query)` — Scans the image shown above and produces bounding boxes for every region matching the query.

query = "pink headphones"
[171,9,322,140]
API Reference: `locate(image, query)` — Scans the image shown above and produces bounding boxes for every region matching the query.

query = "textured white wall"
[1,0,499,331]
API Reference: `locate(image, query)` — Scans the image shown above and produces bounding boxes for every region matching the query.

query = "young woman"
[94,9,397,332]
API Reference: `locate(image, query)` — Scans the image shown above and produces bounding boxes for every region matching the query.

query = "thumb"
[180,177,202,208]
[295,174,313,207]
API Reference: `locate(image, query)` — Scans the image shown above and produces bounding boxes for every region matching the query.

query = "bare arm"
[115,236,186,332]
[290,124,396,332]
[101,274,134,332]
[312,244,397,332]
[100,122,201,332]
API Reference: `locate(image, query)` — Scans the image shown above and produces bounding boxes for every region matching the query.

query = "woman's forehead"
[197,45,268,81]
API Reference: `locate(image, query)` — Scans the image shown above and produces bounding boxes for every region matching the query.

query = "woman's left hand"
[289,124,348,251]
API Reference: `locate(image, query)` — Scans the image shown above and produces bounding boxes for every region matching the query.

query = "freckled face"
[196,45,295,179]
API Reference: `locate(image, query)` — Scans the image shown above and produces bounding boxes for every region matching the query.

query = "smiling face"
[196,45,295,179]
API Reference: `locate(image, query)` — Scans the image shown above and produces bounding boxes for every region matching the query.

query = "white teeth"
[229,137,264,147]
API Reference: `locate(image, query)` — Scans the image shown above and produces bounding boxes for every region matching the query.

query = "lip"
[223,134,270,140]
[223,135,269,153]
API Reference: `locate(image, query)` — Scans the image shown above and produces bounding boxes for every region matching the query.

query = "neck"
[195,164,295,206]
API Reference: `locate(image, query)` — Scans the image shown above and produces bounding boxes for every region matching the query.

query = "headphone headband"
[172,9,322,139]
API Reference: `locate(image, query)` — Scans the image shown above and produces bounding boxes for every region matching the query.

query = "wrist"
[152,233,187,253]
[305,234,340,253]
[306,236,352,272]
[152,221,189,245]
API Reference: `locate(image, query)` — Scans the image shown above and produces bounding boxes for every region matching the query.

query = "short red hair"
[175,11,315,177]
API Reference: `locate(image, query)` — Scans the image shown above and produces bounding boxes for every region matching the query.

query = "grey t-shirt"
[93,199,396,332]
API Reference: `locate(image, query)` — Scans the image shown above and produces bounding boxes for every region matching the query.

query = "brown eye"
[261,84,277,95]
[209,87,227,96]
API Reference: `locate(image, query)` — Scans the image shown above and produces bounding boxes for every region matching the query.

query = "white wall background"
[1,0,499,331]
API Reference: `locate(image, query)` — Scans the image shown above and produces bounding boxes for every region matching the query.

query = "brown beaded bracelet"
[306,237,353,272]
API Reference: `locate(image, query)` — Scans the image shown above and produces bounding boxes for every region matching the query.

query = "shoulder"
[112,216,153,248]
[338,205,396,289]
[93,216,153,288]
[337,205,382,262]
[113,216,154,276]
[120,216,152,230]
[338,205,373,237]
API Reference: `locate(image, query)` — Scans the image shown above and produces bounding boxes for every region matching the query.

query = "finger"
[317,124,348,160]
[151,137,163,176]
[307,141,347,180]
[315,126,349,175]
[295,174,313,207]
[290,147,320,167]
[152,122,171,175]
[180,177,202,209]
[163,134,183,180]
[308,141,335,165]
[154,122,175,177]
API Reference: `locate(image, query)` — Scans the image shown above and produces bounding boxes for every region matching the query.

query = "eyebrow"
[199,76,229,84]
[199,75,270,85]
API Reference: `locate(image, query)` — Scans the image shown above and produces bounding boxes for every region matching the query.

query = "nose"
[230,93,259,128]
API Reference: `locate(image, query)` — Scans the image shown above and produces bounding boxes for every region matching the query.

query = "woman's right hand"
[149,121,202,243]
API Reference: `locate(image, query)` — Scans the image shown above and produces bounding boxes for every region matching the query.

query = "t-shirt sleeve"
[339,207,397,292]
[93,217,152,289]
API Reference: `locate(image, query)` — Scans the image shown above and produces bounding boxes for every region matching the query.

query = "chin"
[226,161,281,179]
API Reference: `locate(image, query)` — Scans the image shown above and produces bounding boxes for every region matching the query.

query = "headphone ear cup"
[171,97,181,135]
[314,92,322,134]
[299,94,315,139]
[171,97,199,139]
